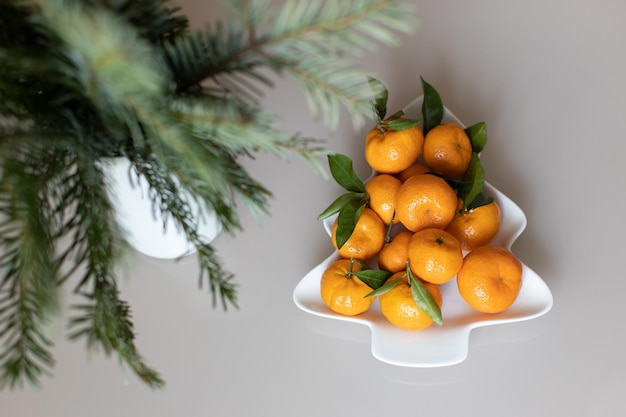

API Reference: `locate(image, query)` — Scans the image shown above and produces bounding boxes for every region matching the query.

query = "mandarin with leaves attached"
[320,258,375,316]
[364,122,424,174]
[407,228,463,284]
[378,272,443,330]
[445,200,501,251]
[331,207,385,261]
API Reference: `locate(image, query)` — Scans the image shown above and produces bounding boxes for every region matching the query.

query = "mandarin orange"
[396,161,431,182]
[320,258,374,316]
[365,173,402,225]
[377,231,413,273]
[423,123,472,178]
[456,246,523,313]
[395,173,458,232]
[445,200,501,251]
[331,207,385,261]
[407,228,463,284]
[364,123,424,174]
[378,272,442,330]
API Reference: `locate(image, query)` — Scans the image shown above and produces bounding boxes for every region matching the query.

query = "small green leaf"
[327,153,365,193]
[386,110,404,120]
[317,192,365,220]
[364,277,402,298]
[334,199,366,249]
[355,269,393,290]
[465,122,488,153]
[368,76,388,122]
[460,153,485,209]
[407,266,443,326]
[465,192,494,211]
[385,117,420,131]
[421,77,444,136]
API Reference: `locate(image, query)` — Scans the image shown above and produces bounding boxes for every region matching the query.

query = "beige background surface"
[4,1,626,416]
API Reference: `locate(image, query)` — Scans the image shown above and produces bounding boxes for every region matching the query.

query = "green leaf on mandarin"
[355,269,393,290]
[334,198,366,249]
[317,192,365,220]
[327,153,365,193]
[368,76,388,122]
[407,265,443,326]
[465,192,494,211]
[460,153,486,209]
[364,276,402,298]
[421,76,443,136]
[465,121,488,153]
[385,117,420,131]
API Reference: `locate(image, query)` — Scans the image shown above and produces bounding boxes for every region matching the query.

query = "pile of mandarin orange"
[319,113,523,331]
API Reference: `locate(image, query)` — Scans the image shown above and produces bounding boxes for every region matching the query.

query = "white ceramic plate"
[292,96,553,367]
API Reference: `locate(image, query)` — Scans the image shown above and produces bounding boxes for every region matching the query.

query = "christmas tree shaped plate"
[292,97,553,367]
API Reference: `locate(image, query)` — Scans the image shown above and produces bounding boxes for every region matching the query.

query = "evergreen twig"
[0,0,417,388]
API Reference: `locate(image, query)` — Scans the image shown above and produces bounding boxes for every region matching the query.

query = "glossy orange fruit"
[364,123,424,174]
[456,246,523,314]
[320,258,375,316]
[365,173,402,225]
[379,272,443,330]
[445,200,501,251]
[423,123,472,178]
[377,231,413,273]
[395,173,458,232]
[407,228,463,284]
[331,207,386,261]
[396,161,431,182]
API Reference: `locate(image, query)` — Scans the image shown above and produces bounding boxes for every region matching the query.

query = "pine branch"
[0,0,417,389]
[58,155,163,388]
[0,151,61,389]
[0,139,163,388]
[265,0,415,51]
[163,19,275,96]
[270,55,379,129]
[38,1,170,132]
[32,1,272,229]
[123,152,240,309]
[69,281,164,389]
[93,0,189,45]
[168,0,417,126]
[169,96,289,155]
[261,0,416,128]
[0,288,55,389]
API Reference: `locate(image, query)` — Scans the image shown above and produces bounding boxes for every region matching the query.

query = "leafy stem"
[421,78,492,210]
[365,275,401,298]
[369,77,419,131]
[317,153,367,249]
[407,264,443,326]
[421,76,443,136]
